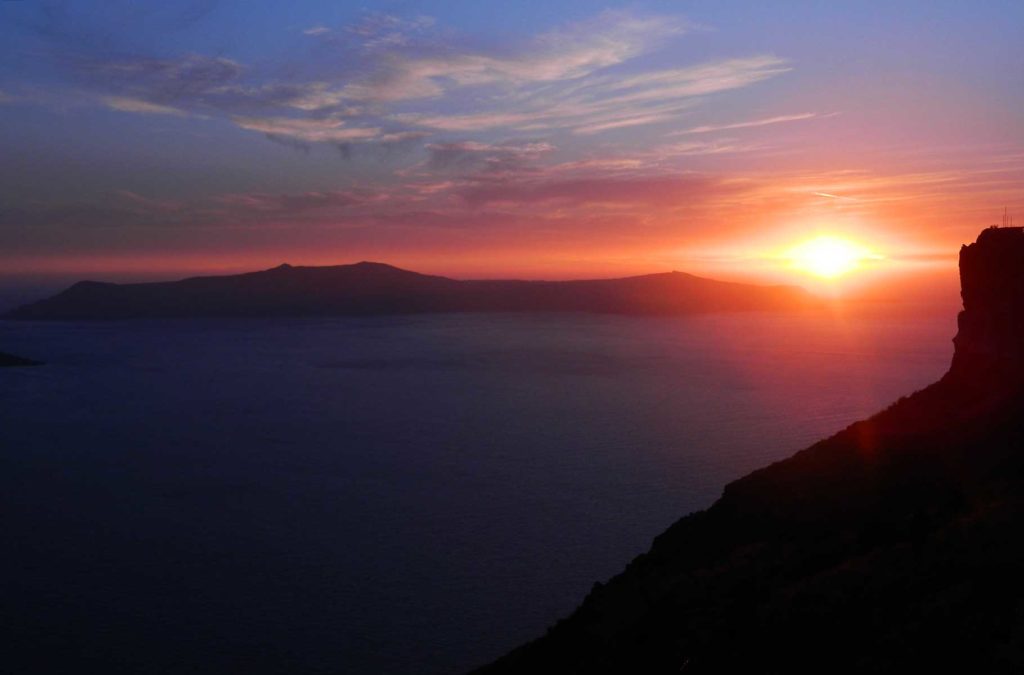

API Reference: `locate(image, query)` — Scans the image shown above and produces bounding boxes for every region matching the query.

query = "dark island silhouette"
[0,351,41,367]
[475,227,1024,674]
[4,263,815,320]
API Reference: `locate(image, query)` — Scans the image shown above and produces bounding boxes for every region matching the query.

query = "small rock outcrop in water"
[3,262,816,320]
[0,351,41,367]
[475,228,1024,674]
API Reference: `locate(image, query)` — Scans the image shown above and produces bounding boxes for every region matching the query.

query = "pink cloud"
[102,96,189,116]
[673,112,823,135]
[457,174,733,207]
[231,116,381,143]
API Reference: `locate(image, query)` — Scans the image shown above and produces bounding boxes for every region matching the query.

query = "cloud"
[114,191,184,212]
[812,191,858,201]
[457,173,730,207]
[214,189,378,214]
[103,96,189,116]
[53,10,792,152]
[0,186,385,236]
[81,53,244,103]
[391,110,538,133]
[645,140,766,160]
[336,10,690,103]
[398,56,788,135]
[346,13,436,51]
[423,140,555,173]
[80,54,357,116]
[211,82,356,112]
[572,112,683,135]
[74,54,374,133]
[231,116,381,143]
[674,112,822,135]
[378,130,431,143]
[576,56,789,104]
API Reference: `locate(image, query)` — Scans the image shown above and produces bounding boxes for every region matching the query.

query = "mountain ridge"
[3,262,816,320]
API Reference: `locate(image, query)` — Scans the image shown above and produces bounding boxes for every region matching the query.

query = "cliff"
[0,351,41,367]
[475,228,1024,674]
[950,227,1024,386]
[3,262,815,320]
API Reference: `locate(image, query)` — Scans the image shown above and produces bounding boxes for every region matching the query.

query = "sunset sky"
[1,1,1022,292]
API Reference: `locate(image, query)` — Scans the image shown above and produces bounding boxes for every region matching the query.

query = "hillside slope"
[475,227,1024,674]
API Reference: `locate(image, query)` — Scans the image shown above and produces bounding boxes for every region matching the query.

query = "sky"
[1,0,1022,294]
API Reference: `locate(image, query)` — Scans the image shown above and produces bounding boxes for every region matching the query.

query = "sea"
[0,309,955,673]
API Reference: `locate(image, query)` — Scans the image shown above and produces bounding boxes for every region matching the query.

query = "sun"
[787,235,878,279]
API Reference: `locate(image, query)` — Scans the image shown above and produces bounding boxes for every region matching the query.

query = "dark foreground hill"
[3,263,814,320]
[0,351,41,367]
[475,227,1024,674]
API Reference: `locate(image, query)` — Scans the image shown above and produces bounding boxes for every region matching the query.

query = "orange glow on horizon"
[0,226,956,306]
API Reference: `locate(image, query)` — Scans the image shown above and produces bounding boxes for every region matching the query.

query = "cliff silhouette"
[0,351,41,367]
[475,227,1024,674]
[3,263,814,320]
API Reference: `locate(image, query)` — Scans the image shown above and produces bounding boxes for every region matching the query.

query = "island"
[3,263,816,320]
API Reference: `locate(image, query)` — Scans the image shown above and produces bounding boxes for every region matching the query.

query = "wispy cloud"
[571,56,790,105]
[338,10,690,103]
[456,173,731,207]
[396,55,788,135]
[80,53,244,103]
[103,96,189,116]
[214,189,381,214]
[50,10,791,153]
[657,139,766,157]
[422,140,555,173]
[232,116,381,143]
[572,112,683,135]
[346,13,436,50]
[813,191,858,201]
[673,112,824,135]
[113,190,184,212]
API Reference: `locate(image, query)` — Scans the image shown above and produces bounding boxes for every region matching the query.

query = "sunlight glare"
[787,235,879,279]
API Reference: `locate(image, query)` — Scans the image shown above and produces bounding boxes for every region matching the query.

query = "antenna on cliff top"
[999,207,1017,228]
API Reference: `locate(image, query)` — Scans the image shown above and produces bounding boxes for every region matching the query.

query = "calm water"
[0,311,954,674]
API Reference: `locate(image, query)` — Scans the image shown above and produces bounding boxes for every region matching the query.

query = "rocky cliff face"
[476,228,1024,674]
[0,351,41,367]
[950,227,1024,384]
